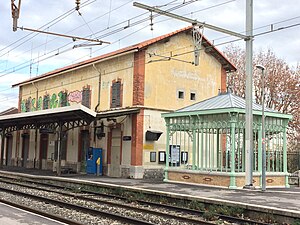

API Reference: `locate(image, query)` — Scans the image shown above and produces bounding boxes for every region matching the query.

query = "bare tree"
[223,44,300,149]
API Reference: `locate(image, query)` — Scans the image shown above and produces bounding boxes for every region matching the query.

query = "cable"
[0,0,136,73]
[0,0,196,76]
[18,19,300,99]
[1,16,299,80]
[1,0,299,83]
[0,0,96,59]
[0,0,134,66]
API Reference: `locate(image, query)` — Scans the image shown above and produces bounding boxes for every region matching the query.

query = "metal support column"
[258,122,262,186]
[164,119,170,182]
[244,0,254,188]
[57,123,62,176]
[192,126,196,170]
[0,130,5,167]
[283,121,289,188]
[229,114,237,189]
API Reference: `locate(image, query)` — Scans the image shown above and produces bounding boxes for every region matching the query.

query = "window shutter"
[60,92,68,107]
[82,88,91,108]
[111,81,121,108]
[43,95,50,109]
[25,98,31,112]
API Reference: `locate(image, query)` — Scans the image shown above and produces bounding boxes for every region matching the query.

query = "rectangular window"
[178,91,184,99]
[111,81,121,108]
[158,151,166,163]
[60,92,68,107]
[190,92,196,101]
[150,152,156,162]
[25,98,31,112]
[82,88,91,108]
[43,95,50,109]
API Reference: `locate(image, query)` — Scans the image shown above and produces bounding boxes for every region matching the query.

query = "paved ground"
[1,167,300,216]
[82,175,300,213]
[0,203,66,225]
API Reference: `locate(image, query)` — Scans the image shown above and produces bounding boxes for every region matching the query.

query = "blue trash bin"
[86,147,102,175]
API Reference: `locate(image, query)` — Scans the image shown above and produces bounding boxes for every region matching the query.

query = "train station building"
[0,26,256,183]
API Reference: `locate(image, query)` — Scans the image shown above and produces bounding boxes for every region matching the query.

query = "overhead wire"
[0,0,199,76]
[1,0,299,79]
[0,0,140,75]
[17,19,300,100]
[0,0,299,100]
[0,0,96,60]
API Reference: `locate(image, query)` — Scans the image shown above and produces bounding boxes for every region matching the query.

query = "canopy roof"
[0,104,96,133]
[163,92,292,119]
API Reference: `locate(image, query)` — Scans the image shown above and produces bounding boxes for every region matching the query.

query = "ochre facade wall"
[19,54,134,112]
[144,32,222,110]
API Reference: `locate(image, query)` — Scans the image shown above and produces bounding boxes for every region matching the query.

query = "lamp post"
[256,65,266,191]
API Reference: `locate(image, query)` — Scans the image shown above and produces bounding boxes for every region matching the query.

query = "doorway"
[39,134,49,169]
[110,128,121,177]
[5,135,13,166]
[21,133,30,168]
[79,130,90,172]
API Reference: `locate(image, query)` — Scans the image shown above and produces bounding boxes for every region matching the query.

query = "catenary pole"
[244,0,254,188]
[134,1,254,186]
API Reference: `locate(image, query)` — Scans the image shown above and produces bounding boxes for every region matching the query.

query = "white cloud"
[0,0,299,111]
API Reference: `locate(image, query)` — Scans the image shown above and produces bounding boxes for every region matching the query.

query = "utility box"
[86,147,103,175]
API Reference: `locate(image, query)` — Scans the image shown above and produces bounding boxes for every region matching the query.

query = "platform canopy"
[162,91,292,188]
[0,104,96,134]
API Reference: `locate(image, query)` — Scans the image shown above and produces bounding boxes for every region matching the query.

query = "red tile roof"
[13,26,236,87]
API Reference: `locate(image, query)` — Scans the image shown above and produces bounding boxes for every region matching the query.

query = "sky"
[0,0,299,112]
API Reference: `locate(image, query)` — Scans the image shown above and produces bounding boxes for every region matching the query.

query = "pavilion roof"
[177,92,277,113]
[163,92,292,119]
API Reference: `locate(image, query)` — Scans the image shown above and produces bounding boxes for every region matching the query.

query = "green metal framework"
[163,108,292,188]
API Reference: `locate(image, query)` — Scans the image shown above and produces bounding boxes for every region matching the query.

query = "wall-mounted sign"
[150,152,156,162]
[123,136,132,141]
[143,144,154,150]
[158,151,166,163]
[170,145,180,166]
[181,152,188,163]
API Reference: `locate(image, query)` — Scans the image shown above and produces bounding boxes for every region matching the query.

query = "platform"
[1,167,299,217]
[0,202,66,225]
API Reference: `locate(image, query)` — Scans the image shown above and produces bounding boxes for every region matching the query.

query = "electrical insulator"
[75,0,80,11]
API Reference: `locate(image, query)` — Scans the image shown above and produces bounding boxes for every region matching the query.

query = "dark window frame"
[43,94,50,110]
[110,79,123,108]
[190,92,196,101]
[60,91,68,107]
[178,90,184,99]
[82,86,91,108]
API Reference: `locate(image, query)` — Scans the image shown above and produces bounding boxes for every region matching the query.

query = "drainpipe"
[32,82,39,169]
[0,129,4,167]
[92,64,101,112]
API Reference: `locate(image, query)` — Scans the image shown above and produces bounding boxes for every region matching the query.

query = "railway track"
[0,179,219,225]
[0,176,271,225]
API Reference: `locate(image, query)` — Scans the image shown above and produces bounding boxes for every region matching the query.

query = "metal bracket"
[11,0,21,32]
[192,24,204,66]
